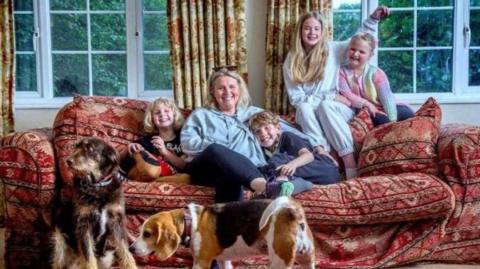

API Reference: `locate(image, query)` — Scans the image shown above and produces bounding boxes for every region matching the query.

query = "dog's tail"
[259,196,300,230]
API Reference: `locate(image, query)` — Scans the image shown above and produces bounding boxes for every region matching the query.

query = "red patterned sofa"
[1,96,479,268]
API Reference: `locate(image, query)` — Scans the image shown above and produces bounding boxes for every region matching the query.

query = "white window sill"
[397,93,480,105]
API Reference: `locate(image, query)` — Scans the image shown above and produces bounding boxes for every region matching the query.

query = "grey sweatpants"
[296,100,355,157]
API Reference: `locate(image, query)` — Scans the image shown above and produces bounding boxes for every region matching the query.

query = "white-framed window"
[13,0,172,109]
[333,0,480,104]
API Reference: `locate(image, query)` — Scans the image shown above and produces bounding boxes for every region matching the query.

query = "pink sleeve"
[338,67,368,109]
[373,69,397,121]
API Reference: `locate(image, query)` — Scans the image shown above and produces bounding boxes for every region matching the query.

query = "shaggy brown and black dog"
[51,137,137,269]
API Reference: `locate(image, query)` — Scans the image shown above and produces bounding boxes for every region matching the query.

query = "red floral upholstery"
[123,172,455,268]
[428,123,480,263]
[2,96,480,268]
[358,97,441,176]
[0,128,56,267]
[53,96,148,185]
[349,107,374,150]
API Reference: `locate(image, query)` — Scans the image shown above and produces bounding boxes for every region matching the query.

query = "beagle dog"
[130,197,315,269]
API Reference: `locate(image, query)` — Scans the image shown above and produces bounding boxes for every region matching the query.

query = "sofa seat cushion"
[124,172,455,268]
[295,172,454,225]
[358,97,442,176]
[123,181,215,212]
[53,96,148,185]
[296,172,454,267]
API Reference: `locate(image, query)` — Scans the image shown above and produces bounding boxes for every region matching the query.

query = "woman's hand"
[151,136,168,155]
[370,6,390,20]
[128,143,144,155]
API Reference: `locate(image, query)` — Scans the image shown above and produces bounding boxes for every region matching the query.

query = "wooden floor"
[0,228,477,268]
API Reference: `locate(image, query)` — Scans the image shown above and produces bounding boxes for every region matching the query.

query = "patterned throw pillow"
[349,108,374,150]
[358,97,442,176]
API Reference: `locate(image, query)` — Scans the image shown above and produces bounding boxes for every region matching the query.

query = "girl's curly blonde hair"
[143,98,184,134]
[350,32,377,52]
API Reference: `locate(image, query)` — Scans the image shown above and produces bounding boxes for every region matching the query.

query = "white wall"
[13,1,480,132]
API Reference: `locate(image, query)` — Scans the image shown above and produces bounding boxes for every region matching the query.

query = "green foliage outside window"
[378,51,413,93]
[13,0,172,97]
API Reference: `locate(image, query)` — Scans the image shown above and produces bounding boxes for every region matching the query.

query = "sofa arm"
[438,124,480,182]
[0,128,56,229]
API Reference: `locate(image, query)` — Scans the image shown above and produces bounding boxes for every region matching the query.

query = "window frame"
[341,0,480,104]
[15,0,173,109]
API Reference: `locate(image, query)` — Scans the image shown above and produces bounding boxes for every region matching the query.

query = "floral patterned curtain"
[167,0,247,109]
[0,0,15,135]
[264,0,332,115]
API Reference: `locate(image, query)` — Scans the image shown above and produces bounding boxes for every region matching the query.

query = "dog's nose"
[65,158,73,167]
[128,244,135,253]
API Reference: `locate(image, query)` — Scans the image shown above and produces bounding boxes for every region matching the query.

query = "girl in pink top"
[338,32,414,126]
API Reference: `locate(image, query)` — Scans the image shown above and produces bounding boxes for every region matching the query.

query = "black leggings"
[372,105,414,126]
[184,144,264,203]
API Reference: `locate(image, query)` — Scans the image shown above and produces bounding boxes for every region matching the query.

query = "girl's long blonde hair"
[143,98,184,134]
[288,11,329,84]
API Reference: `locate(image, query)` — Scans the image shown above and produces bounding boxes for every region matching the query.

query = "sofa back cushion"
[358,97,442,176]
[53,96,148,185]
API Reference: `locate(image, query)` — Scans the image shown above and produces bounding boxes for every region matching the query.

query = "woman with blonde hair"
[181,67,301,202]
[283,6,390,179]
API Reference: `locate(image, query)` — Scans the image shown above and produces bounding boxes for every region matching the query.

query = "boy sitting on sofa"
[248,111,341,197]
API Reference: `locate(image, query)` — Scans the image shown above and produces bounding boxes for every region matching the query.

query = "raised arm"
[362,6,390,35]
[331,6,390,59]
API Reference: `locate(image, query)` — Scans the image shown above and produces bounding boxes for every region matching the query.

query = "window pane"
[14,14,34,51]
[379,11,413,47]
[92,54,127,96]
[143,14,169,50]
[51,14,88,50]
[417,10,453,47]
[144,54,172,90]
[378,51,413,93]
[333,11,360,41]
[15,54,37,92]
[418,0,452,7]
[472,0,480,6]
[417,49,452,93]
[90,0,125,11]
[50,0,85,10]
[379,0,413,8]
[91,14,126,50]
[469,49,480,86]
[14,0,33,11]
[471,10,480,46]
[52,54,89,96]
[144,0,167,11]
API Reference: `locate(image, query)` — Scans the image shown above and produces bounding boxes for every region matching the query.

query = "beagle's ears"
[154,225,181,260]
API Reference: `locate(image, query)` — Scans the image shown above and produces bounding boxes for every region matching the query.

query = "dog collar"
[181,208,192,247]
[78,170,126,198]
